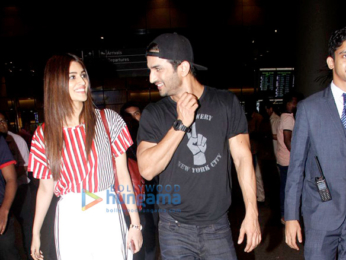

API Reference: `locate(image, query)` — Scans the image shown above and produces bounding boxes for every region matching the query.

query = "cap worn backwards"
[146,33,207,71]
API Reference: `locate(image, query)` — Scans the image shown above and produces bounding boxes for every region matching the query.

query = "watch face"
[173,120,180,128]
[173,119,190,132]
[173,120,183,130]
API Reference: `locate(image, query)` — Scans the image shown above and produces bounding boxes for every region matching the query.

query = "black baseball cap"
[146,33,207,70]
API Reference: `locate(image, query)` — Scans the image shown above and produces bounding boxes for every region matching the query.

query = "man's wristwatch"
[173,119,191,133]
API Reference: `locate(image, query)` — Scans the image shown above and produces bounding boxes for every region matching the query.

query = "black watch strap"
[173,119,191,133]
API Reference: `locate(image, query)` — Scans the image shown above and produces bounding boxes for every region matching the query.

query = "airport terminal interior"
[1,0,346,259]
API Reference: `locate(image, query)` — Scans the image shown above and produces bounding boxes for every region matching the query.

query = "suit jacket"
[285,85,346,231]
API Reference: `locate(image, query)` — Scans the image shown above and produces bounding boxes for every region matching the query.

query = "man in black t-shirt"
[137,33,261,260]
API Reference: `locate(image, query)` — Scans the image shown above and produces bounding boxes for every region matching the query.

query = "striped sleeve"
[28,125,52,179]
[105,109,133,157]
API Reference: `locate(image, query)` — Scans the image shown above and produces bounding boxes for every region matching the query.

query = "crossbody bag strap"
[100,109,128,260]
[100,109,120,188]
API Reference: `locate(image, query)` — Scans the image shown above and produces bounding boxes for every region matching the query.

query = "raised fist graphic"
[187,123,207,165]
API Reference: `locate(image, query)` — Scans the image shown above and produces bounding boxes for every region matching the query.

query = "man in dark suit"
[285,26,346,259]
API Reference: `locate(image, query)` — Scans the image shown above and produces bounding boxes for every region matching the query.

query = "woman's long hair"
[44,53,96,180]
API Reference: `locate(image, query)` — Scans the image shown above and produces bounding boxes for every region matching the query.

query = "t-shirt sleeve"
[0,137,16,169]
[137,104,162,145]
[27,125,52,179]
[226,93,248,138]
[105,109,133,157]
[282,115,295,131]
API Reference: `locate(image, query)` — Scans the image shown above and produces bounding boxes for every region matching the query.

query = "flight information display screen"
[259,68,294,97]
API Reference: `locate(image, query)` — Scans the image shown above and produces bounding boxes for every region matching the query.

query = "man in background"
[263,100,280,159]
[0,112,32,259]
[276,93,298,225]
[0,135,20,260]
[248,103,265,203]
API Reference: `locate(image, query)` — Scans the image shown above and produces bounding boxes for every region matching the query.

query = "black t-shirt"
[137,86,248,225]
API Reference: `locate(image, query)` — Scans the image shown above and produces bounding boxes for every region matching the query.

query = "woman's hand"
[127,226,143,254]
[31,234,44,260]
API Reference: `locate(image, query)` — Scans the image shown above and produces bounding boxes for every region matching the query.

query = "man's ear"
[179,61,191,77]
[326,56,335,70]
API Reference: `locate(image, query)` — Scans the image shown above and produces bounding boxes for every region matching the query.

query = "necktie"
[341,93,346,128]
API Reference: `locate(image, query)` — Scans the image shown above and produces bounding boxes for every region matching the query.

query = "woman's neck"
[64,116,81,127]
[64,104,83,127]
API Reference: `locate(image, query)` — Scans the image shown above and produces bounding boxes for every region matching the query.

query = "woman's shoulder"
[33,124,45,137]
[30,124,46,147]
[95,108,120,117]
[95,108,125,126]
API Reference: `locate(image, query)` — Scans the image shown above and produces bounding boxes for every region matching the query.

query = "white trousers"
[54,188,133,260]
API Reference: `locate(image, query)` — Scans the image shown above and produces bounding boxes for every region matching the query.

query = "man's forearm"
[1,178,17,212]
[235,156,258,217]
[229,134,259,217]
[138,128,185,180]
[233,147,262,252]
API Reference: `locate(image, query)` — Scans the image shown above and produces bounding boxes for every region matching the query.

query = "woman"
[28,54,142,260]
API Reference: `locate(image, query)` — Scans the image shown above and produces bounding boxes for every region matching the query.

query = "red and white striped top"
[28,109,133,197]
